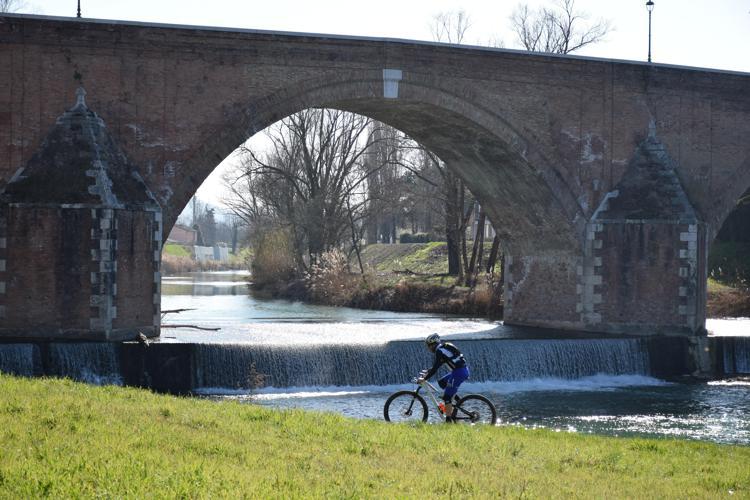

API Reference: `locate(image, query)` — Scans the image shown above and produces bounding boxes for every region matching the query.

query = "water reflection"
[160,270,501,344]
[162,271,251,296]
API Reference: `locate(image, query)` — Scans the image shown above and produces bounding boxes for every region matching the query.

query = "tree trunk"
[486,234,501,274]
[459,183,469,279]
[347,197,366,279]
[467,209,486,288]
[447,231,461,276]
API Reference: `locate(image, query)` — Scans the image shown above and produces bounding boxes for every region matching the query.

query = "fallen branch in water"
[160,308,220,331]
[161,308,197,317]
[161,324,220,331]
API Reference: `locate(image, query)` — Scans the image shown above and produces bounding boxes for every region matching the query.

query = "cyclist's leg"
[446,367,470,418]
[440,372,459,421]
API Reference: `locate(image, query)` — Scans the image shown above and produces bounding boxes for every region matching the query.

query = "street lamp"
[76,0,81,18]
[646,1,654,63]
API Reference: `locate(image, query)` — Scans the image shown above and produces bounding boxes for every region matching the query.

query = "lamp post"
[646,1,654,62]
[76,0,81,18]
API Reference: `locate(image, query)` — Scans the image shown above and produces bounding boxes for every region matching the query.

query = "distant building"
[468,201,496,241]
[167,224,198,245]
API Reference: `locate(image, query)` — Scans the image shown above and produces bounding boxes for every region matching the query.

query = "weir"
[721,337,750,375]
[194,339,652,389]
[1,336,746,393]
[2,335,740,393]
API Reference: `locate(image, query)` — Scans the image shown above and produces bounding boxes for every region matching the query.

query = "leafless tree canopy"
[429,9,472,44]
[0,0,26,13]
[510,0,611,54]
[224,109,398,269]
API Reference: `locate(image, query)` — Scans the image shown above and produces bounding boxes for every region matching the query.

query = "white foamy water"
[707,318,750,337]
[197,374,670,399]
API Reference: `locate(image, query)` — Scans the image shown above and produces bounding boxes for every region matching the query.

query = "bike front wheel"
[383,391,428,423]
[454,394,497,425]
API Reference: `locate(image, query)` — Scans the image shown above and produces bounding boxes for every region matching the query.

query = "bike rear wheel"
[384,391,428,423]
[454,394,497,425]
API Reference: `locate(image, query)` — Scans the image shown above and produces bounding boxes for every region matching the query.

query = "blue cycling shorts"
[438,366,469,401]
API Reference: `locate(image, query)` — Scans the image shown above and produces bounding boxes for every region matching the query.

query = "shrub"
[708,242,750,289]
[306,249,361,306]
[161,254,195,274]
[250,228,297,286]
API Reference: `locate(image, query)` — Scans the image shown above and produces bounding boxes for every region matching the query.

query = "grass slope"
[359,242,449,275]
[1,376,748,498]
[163,243,192,258]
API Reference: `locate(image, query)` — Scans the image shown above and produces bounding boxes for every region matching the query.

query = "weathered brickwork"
[0,207,93,334]
[504,253,580,328]
[0,15,749,336]
[112,209,160,336]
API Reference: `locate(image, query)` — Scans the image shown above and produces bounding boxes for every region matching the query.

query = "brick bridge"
[0,14,748,340]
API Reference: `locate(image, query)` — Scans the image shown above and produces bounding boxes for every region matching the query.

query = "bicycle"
[383,373,497,424]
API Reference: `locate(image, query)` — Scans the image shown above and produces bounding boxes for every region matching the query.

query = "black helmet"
[425,333,441,347]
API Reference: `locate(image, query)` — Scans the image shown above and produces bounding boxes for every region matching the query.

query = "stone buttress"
[578,131,707,335]
[0,89,162,341]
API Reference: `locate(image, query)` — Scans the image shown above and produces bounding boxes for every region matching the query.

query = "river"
[163,271,750,445]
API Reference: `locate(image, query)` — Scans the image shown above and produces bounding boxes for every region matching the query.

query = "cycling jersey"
[423,341,466,380]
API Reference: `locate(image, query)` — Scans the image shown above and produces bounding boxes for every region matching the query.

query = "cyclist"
[417,333,469,422]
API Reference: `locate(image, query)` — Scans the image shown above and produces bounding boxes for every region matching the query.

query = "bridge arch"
[709,160,750,244]
[169,73,585,254]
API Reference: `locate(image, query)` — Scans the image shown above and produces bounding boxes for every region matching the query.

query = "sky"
[14,0,750,208]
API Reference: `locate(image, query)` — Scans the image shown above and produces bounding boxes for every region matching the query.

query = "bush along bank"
[251,248,503,318]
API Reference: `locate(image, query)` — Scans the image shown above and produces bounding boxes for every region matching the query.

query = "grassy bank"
[1,375,748,498]
[161,244,250,275]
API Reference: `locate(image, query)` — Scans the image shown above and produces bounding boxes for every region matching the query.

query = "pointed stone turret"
[578,131,706,335]
[0,88,162,341]
[2,87,157,209]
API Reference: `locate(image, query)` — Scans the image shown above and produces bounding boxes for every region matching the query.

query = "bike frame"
[414,379,450,416]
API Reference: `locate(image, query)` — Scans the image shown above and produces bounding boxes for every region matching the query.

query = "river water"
[162,271,750,445]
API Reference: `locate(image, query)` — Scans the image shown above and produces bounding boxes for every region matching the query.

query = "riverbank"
[161,244,249,274]
[255,243,750,320]
[708,279,750,318]
[253,243,503,317]
[1,375,747,497]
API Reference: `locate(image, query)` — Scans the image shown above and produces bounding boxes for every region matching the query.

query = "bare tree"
[362,122,408,244]
[224,109,392,273]
[0,0,26,13]
[430,9,472,44]
[510,0,610,54]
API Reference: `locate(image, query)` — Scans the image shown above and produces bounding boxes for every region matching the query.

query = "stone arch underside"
[708,157,750,244]
[168,77,585,255]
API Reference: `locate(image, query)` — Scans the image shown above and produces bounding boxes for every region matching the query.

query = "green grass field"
[162,243,192,258]
[0,375,748,498]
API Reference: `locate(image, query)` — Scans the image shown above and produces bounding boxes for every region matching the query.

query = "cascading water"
[47,343,122,385]
[723,337,750,374]
[195,338,650,389]
[0,344,39,376]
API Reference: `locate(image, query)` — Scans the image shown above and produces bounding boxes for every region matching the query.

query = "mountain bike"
[383,373,497,424]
